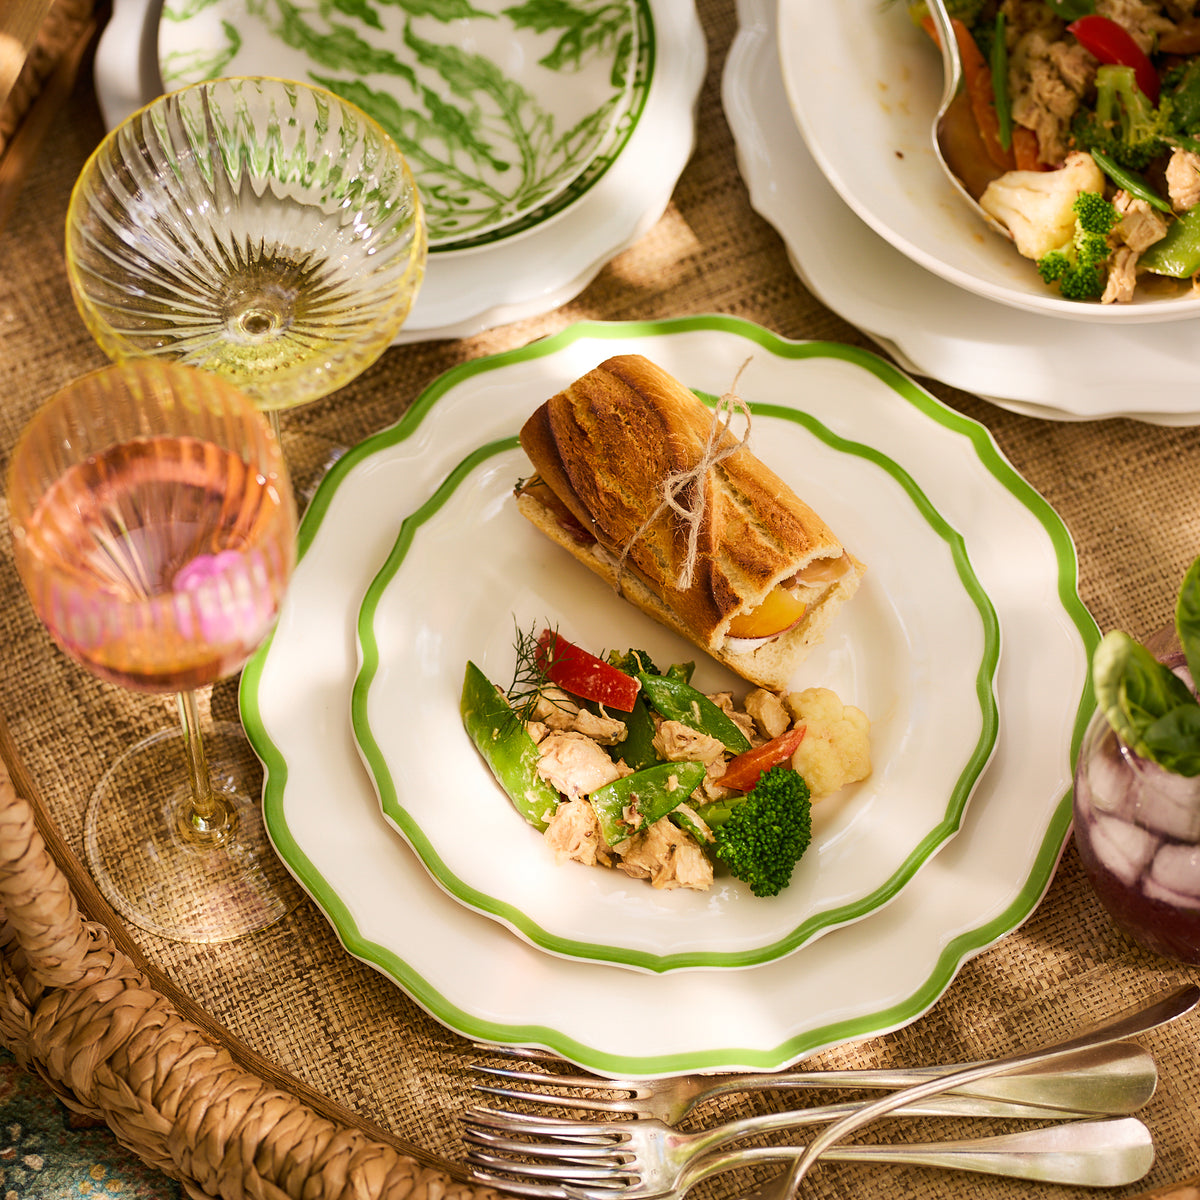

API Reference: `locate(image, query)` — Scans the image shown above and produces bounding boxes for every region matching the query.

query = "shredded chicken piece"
[1113,190,1170,253]
[745,688,791,739]
[1162,0,1197,19]
[530,686,583,728]
[544,798,611,868]
[535,731,626,799]
[1096,0,1177,50]
[529,686,626,744]
[1102,245,1141,303]
[1167,149,1200,212]
[652,720,727,766]
[1008,29,1095,165]
[616,817,714,891]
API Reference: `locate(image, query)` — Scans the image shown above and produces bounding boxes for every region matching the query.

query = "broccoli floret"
[1036,190,1118,300]
[1073,65,1174,171]
[607,647,660,677]
[705,767,813,898]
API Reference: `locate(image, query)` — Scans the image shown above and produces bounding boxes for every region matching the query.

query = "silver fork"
[463,1113,1154,1197]
[470,1040,1158,1124]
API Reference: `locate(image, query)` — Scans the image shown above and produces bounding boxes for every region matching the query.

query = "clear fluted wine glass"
[8,361,299,943]
[64,76,426,450]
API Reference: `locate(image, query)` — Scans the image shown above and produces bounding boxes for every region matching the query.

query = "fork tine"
[466,1166,572,1199]
[473,1082,631,1115]
[465,1147,632,1181]
[472,1063,647,1098]
[468,1165,630,1199]
[464,1127,626,1162]
[471,1063,628,1089]
[471,1044,570,1064]
[465,1106,633,1141]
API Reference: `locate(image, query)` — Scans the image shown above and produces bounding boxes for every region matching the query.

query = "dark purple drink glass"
[1073,630,1200,964]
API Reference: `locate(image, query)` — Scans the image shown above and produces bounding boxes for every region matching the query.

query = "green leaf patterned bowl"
[157,0,654,250]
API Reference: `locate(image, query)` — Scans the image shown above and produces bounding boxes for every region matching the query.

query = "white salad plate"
[240,315,1097,1075]
[722,0,1200,424]
[157,0,651,251]
[92,0,705,341]
[349,364,1000,973]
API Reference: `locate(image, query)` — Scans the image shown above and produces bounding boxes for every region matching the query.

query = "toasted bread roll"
[516,354,864,690]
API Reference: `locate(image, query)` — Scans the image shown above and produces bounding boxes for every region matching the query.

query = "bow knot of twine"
[615,359,753,594]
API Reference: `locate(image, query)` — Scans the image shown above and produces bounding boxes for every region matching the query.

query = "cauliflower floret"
[980,151,1107,260]
[783,687,872,800]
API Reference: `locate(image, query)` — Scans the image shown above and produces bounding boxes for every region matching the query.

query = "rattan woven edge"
[0,721,504,1200]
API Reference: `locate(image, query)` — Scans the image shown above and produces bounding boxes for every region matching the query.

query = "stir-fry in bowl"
[778,0,1200,322]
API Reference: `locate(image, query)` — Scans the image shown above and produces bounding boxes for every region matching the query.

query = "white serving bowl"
[776,0,1200,324]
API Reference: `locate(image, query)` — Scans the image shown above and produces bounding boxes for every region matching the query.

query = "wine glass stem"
[268,409,283,444]
[176,689,231,839]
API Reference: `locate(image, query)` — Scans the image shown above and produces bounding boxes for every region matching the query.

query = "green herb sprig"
[1093,556,1200,776]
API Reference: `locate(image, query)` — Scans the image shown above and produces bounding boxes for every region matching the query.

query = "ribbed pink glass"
[8,361,300,943]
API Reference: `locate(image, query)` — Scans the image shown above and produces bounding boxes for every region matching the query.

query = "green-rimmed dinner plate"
[240,316,1097,1074]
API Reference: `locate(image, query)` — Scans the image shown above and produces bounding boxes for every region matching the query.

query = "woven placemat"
[0,2,1198,1196]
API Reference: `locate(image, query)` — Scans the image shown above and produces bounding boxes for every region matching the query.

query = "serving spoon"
[925,0,1014,238]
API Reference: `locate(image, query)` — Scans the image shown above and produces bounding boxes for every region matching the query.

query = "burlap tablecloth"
[0,2,1198,1197]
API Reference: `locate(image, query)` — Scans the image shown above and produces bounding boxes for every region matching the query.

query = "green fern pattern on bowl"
[159,0,654,249]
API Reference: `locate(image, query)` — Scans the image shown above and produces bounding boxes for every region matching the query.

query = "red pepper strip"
[1068,15,1160,104]
[535,629,640,712]
[921,16,1015,170]
[720,726,806,794]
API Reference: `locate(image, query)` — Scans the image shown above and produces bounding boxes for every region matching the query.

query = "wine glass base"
[84,722,303,943]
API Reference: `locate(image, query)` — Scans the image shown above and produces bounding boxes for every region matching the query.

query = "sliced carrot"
[921,15,1015,172]
[1012,126,1049,171]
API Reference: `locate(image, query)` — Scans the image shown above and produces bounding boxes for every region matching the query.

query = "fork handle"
[678,1118,1153,1191]
[679,1090,1107,1160]
[692,1040,1153,1114]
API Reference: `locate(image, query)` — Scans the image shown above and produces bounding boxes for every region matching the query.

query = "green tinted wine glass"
[8,361,299,943]
[64,77,426,425]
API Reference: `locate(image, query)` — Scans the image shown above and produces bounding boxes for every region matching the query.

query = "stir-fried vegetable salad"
[911,0,1200,302]
[461,626,872,896]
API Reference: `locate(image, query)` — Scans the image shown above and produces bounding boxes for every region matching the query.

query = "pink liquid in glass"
[18,435,292,692]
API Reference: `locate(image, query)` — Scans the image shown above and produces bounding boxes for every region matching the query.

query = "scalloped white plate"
[348,364,1000,973]
[723,0,1200,422]
[240,315,1097,1074]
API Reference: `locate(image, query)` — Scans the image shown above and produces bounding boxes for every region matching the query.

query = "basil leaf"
[1093,630,1196,760]
[1176,555,1200,689]
[1142,705,1200,777]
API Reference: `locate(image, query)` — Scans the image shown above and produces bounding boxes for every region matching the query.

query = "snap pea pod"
[461,661,560,832]
[1091,149,1173,213]
[637,672,752,755]
[1138,205,1200,277]
[589,760,708,847]
[611,694,660,772]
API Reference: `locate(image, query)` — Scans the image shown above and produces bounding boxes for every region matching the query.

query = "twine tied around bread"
[615,359,753,594]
